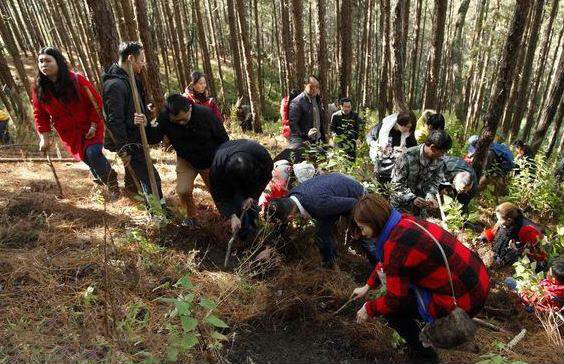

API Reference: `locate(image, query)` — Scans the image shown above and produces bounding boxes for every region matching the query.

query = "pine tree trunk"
[461,0,488,123]
[206,0,226,103]
[0,47,27,123]
[362,0,374,107]
[401,0,410,68]
[253,0,265,112]
[545,98,564,158]
[55,0,97,84]
[5,1,32,56]
[391,0,406,110]
[355,0,369,108]
[280,0,295,91]
[272,0,285,93]
[133,0,164,110]
[161,0,185,88]
[538,23,564,118]
[194,0,217,97]
[423,0,447,110]
[22,0,46,48]
[2,2,28,57]
[507,0,545,141]
[531,33,564,154]
[226,0,245,98]
[408,0,423,108]
[118,0,138,40]
[317,0,328,124]
[378,0,390,119]
[338,0,352,98]
[235,0,263,132]
[472,0,531,179]
[451,0,471,121]
[86,0,120,72]
[291,0,306,88]
[176,0,193,89]
[522,0,560,141]
[0,12,31,100]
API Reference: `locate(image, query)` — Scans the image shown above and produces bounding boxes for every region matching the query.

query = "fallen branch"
[472,317,511,334]
[45,152,64,198]
[0,157,76,162]
[506,328,527,350]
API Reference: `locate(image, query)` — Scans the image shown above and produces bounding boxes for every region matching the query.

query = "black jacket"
[210,139,273,217]
[102,63,158,153]
[330,110,364,140]
[155,105,229,170]
[289,91,327,143]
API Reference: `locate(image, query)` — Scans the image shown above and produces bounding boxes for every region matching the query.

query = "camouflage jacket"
[391,144,446,208]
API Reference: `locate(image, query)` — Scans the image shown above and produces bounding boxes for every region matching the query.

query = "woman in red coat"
[351,194,490,362]
[32,47,118,193]
[183,71,223,123]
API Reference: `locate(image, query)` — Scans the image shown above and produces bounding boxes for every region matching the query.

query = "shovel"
[223,208,249,268]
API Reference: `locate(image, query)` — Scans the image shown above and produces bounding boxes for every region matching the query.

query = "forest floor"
[0,132,562,364]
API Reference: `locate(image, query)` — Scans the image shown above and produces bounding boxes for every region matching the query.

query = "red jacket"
[483,222,546,262]
[33,72,104,161]
[184,88,223,123]
[280,96,290,139]
[366,215,490,319]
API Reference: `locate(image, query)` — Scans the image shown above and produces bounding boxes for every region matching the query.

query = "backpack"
[281,90,300,139]
[491,143,514,172]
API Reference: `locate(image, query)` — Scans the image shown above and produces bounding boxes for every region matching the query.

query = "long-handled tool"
[224,208,249,267]
[126,62,160,201]
[45,151,63,198]
[82,85,142,194]
[333,297,355,315]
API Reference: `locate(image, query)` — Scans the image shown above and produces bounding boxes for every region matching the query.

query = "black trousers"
[124,149,163,200]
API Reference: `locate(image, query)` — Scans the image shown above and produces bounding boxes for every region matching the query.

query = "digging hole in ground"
[227,312,397,364]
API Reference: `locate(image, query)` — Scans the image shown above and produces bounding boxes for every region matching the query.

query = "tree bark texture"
[472,0,532,179]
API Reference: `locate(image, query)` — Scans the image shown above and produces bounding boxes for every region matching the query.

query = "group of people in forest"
[24,41,563,363]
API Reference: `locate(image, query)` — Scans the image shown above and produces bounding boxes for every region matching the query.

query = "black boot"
[385,314,439,364]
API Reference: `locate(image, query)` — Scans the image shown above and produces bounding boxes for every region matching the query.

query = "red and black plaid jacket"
[366,215,490,319]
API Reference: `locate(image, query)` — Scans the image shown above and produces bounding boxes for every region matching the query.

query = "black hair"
[34,47,78,103]
[165,94,191,115]
[225,153,258,188]
[303,75,320,85]
[340,97,352,104]
[552,258,564,283]
[289,89,300,101]
[397,110,416,133]
[426,113,445,130]
[425,130,452,151]
[265,198,294,222]
[514,140,533,157]
[119,42,143,63]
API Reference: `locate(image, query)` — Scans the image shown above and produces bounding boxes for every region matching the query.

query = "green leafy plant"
[475,353,527,364]
[512,255,545,294]
[157,275,229,362]
[126,228,165,254]
[508,156,562,222]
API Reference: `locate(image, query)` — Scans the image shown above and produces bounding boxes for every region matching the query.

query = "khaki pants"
[176,156,210,218]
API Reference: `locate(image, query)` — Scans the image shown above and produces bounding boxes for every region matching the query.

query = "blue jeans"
[83,144,113,183]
